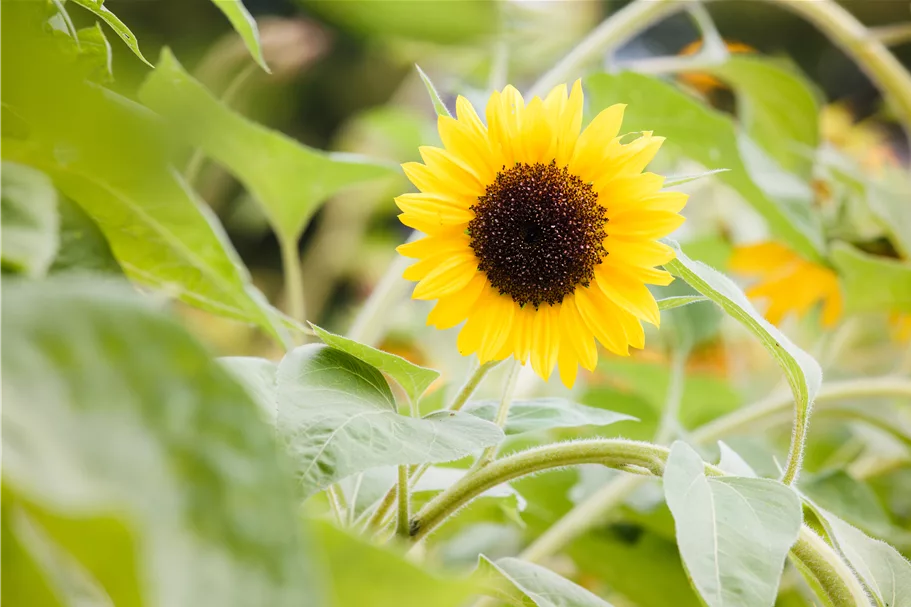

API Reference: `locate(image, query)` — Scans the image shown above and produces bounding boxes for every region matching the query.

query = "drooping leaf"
[665,241,822,464]
[476,555,615,607]
[315,521,476,607]
[831,241,911,313]
[463,398,636,435]
[663,442,802,607]
[69,0,152,67]
[211,0,270,72]
[707,57,820,178]
[276,344,503,497]
[220,356,279,422]
[814,507,911,607]
[1,161,59,277]
[416,64,452,117]
[138,49,396,242]
[311,323,440,403]
[1,278,319,607]
[586,72,824,261]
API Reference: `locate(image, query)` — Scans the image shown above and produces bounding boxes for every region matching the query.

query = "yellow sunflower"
[395,82,687,387]
[729,241,843,327]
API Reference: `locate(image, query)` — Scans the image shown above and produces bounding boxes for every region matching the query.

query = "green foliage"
[476,555,615,607]
[831,242,911,313]
[463,398,635,435]
[664,442,803,607]
[138,49,396,244]
[417,65,453,117]
[49,198,121,275]
[69,0,152,67]
[1,162,59,277]
[211,0,270,72]
[1,278,317,606]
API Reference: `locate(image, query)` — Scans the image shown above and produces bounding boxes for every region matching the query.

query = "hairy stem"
[396,465,410,539]
[790,526,873,607]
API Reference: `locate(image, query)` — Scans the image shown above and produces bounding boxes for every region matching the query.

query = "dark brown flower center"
[468,161,608,308]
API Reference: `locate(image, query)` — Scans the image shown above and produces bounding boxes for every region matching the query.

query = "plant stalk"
[473,359,522,469]
[395,465,410,539]
[279,234,306,325]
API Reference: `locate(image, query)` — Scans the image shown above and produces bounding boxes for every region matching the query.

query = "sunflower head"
[396,82,688,387]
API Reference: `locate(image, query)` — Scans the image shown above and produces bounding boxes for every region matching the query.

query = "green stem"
[448,360,502,412]
[654,346,689,444]
[396,465,410,539]
[473,359,521,469]
[279,234,305,325]
[790,526,873,607]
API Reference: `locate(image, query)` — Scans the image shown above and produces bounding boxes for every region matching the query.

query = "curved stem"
[791,526,873,607]
[474,359,522,469]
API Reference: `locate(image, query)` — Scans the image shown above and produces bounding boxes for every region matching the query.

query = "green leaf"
[814,507,911,607]
[69,0,152,67]
[315,520,476,607]
[585,72,824,261]
[716,441,758,477]
[303,0,498,45]
[220,356,279,422]
[1,498,63,607]
[138,49,395,242]
[49,197,121,275]
[476,555,614,607]
[867,171,911,259]
[69,23,113,82]
[662,169,729,188]
[831,241,911,313]
[1,161,59,278]
[416,64,452,117]
[656,295,709,310]
[463,398,636,435]
[801,471,894,540]
[310,323,440,403]
[212,0,269,72]
[276,344,504,497]
[663,442,803,607]
[707,57,820,178]
[1,277,318,607]
[665,241,822,442]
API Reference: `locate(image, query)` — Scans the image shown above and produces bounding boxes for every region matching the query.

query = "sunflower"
[395,82,688,387]
[729,241,843,327]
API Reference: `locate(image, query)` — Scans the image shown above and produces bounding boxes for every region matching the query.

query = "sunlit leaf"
[662,169,729,188]
[276,344,503,497]
[1,278,318,607]
[1,161,59,278]
[586,72,824,261]
[416,64,452,117]
[49,197,121,275]
[664,442,802,607]
[220,356,279,422]
[476,555,614,607]
[716,441,757,477]
[211,0,269,72]
[463,398,636,435]
[74,23,113,81]
[311,323,440,403]
[831,241,911,313]
[656,296,709,310]
[69,0,152,67]
[138,49,396,242]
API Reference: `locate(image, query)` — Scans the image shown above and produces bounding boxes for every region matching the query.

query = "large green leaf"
[585,72,824,260]
[211,0,269,72]
[49,197,121,275]
[1,161,59,277]
[476,556,614,607]
[276,344,504,497]
[311,324,440,403]
[463,398,636,436]
[69,0,152,67]
[138,49,395,242]
[707,57,820,178]
[1,278,318,606]
[831,242,911,313]
[801,471,894,540]
[315,521,476,607]
[665,242,822,462]
[814,508,911,607]
[663,442,802,607]
[220,356,279,422]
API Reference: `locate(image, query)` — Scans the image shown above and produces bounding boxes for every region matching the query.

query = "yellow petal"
[596,172,665,205]
[418,146,484,195]
[398,212,470,235]
[530,304,560,380]
[487,86,525,167]
[557,345,579,388]
[559,294,597,370]
[395,193,474,227]
[570,104,625,180]
[545,80,583,167]
[438,115,497,183]
[517,96,554,165]
[457,287,515,362]
[575,285,629,355]
[511,304,537,364]
[730,242,799,277]
[604,239,675,268]
[607,210,685,239]
[397,234,467,259]
[456,95,488,139]
[402,235,473,281]
[412,254,478,300]
[594,268,661,326]
[427,273,487,329]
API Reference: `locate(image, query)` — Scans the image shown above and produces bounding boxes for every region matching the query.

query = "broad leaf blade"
[138,49,395,241]
[276,345,503,496]
[311,323,440,403]
[1,278,318,607]
[664,442,802,607]
[476,556,615,607]
[212,0,270,72]
[220,356,279,422]
[463,398,635,435]
[69,0,151,66]
[831,242,911,313]
[1,162,59,277]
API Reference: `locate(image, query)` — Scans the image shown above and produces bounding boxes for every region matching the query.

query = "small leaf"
[315,520,476,607]
[211,0,270,72]
[1,162,59,278]
[463,398,636,435]
[69,0,152,67]
[476,555,615,607]
[831,241,911,313]
[276,345,503,497]
[814,507,911,607]
[310,323,440,403]
[664,442,802,607]
[662,169,729,188]
[716,441,757,477]
[75,22,113,81]
[220,356,278,422]
[138,49,396,242]
[665,241,822,457]
[657,295,709,311]
[416,64,452,117]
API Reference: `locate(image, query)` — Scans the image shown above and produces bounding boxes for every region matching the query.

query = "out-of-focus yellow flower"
[730,241,843,327]
[891,313,911,342]
[677,39,756,95]
[820,103,900,174]
[396,82,688,387]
